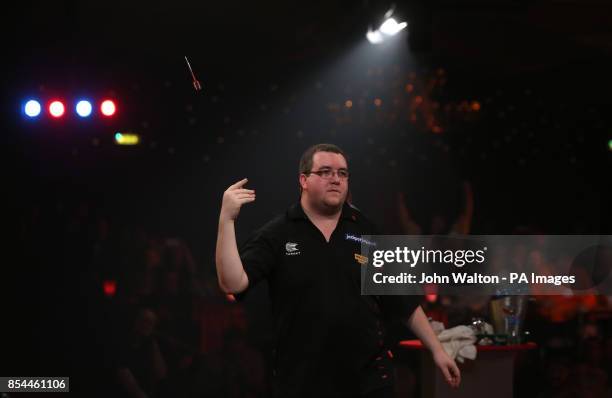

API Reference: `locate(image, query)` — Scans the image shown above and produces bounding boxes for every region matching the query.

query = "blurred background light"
[24,100,41,117]
[76,100,93,117]
[48,100,65,118]
[101,99,117,117]
[115,132,140,145]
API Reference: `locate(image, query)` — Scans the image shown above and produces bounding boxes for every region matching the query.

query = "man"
[215,143,460,397]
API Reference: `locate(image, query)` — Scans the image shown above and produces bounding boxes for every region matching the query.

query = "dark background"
[3,0,612,395]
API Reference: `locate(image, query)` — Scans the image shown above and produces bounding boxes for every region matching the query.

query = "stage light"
[379,18,407,36]
[24,100,41,117]
[608,139,612,151]
[103,280,117,297]
[76,100,93,117]
[115,132,140,145]
[101,99,116,116]
[366,7,407,44]
[49,100,65,118]
[366,29,384,44]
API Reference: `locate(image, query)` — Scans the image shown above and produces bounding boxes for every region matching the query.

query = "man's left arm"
[406,306,461,388]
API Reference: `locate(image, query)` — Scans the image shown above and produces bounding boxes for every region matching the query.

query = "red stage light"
[100,99,117,116]
[103,280,117,297]
[49,100,65,118]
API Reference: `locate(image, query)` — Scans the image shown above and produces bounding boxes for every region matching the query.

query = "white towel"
[436,325,477,363]
[430,320,446,335]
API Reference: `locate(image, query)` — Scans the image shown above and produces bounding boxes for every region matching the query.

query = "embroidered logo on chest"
[345,234,377,247]
[285,242,301,256]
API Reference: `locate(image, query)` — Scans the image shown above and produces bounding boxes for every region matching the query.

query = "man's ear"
[299,174,308,191]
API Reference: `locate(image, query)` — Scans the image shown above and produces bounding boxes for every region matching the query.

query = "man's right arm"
[215,178,256,294]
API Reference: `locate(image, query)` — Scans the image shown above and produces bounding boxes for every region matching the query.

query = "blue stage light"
[76,100,93,117]
[24,100,42,117]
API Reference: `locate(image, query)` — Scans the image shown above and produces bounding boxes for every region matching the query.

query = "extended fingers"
[228,178,249,190]
[235,190,255,198]
[234,188,255,194]
[237,196,256,204]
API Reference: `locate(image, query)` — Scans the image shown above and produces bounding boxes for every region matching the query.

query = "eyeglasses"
[306,168,349,180]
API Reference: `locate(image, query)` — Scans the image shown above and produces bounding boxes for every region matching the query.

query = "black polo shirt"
[238,202,421,397]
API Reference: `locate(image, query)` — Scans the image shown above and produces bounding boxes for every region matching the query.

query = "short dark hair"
[299,143,347,175]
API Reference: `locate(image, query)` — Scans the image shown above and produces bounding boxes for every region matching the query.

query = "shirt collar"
[287,201,357,222]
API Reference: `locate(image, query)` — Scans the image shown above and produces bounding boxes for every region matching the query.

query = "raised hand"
[220,178,256,222]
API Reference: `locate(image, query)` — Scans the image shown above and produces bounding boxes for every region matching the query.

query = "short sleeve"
[236,227,279,297]
[379,295,423,346]
[379,294,422,322]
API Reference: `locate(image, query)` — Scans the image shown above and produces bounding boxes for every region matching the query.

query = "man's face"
[300,151,349,210]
